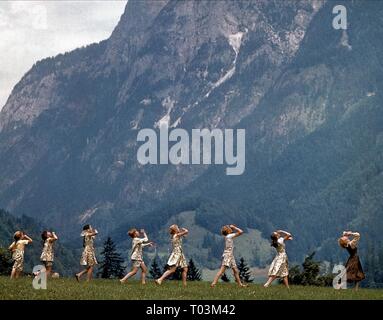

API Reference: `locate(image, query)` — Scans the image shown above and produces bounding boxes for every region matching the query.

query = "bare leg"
[211,266,227,287]
[156,266,177,285]
[45,266,52,278]
[182,267,188,287]
[233,267,246,287]
[283,276,290,289]
[264,276,277,288]
[76,267,88,281]
[86,266,93,282]
[120,267,138,283]
[10,268,17,279]
[140,263,147,285]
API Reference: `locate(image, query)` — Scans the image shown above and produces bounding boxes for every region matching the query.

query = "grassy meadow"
[0,277,382,300]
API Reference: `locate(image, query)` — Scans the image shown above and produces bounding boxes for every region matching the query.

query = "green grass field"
[0,277,382,300]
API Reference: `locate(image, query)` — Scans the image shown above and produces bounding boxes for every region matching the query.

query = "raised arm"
[176,227,189,237]
[88,229,98,237]
[230,225,244,238]
[50,232,59,242]
[345,231,360,248]
[142,241,154,247]
[140,229,149,242]
[23,234,33,243]
[8,241,16,251]
[277,230,293,241]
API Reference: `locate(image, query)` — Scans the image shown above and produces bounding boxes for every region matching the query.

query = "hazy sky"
[0,0,128,110]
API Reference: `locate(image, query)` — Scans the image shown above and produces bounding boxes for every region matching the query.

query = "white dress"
[131,236,150,267]
[222,233,237,268]
[167,235,188,268]
[268,237,289,277]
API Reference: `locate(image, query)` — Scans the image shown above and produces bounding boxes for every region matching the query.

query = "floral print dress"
[167,235,188,268]
[40,239,54,266]
[268,237,289,278]
[131,236,150,267]
[11,240,29,272]
[222,233,237,268]
[80,233,98,266]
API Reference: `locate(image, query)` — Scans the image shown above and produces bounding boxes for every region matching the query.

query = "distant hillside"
[0,209,78,276]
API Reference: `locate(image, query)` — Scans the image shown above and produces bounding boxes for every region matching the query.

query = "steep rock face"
[0,0,321,235]
[182,0,383,261]
[1,0,382,267]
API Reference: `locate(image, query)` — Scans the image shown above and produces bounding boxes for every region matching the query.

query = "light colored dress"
[131,236,150,267]
[11,240,29,272]
[40,239,54,266]
[80,233,98,266]
[222,233,237,268]
[167,235,188,268]
[268,237,289,277]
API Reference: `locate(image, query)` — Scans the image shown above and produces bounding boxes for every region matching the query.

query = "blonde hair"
[128,228,138,238]
[221,225,232,236]
[338,236,349,248]
[169,224,178,235]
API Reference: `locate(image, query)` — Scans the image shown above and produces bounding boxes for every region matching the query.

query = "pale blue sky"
[0,1,128,109]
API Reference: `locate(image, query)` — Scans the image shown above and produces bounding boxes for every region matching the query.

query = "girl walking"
[76,224,98,282]
[155,224,189,286]
[211,224,247,287]
[120,228,153,284]
[264,230,292,288]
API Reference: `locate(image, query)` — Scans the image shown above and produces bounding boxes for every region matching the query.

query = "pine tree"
[187,258,202,281]
[221,272,230,282]
[149,256,162,279]
[301,252,320,285]
[287,252,333,286]
[97,237,125,279]
[237,257,253,283]
[0,248,12,276]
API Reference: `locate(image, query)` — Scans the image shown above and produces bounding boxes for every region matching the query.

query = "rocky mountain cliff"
[1,0,382,270]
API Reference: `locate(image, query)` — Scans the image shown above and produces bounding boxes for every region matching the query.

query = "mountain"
[0,0,383,286]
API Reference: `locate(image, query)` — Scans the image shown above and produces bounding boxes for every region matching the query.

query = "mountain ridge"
[0,1,382,286]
